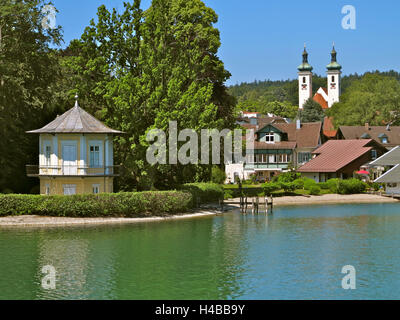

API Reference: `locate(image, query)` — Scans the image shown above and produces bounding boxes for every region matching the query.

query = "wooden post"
[256,197,259,214]
[244,197,248,214]
[264,196,268,214]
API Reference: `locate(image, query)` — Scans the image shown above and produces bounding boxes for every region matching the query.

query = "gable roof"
[322,116,337,138]
[298,139,375,173]
[272,122,322,148]
[27,102,123,134]
[338,125,400,148]
[313,93,328,109]
[370,145,400,166]
[375,164,400,183]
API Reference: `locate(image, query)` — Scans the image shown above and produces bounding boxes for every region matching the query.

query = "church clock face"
[330,83,336,89]
[302,84,307,90]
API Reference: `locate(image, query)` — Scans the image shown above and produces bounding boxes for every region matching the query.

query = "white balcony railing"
[26,165,120,177]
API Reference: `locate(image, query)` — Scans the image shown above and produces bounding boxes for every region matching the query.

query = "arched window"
[303,77,306,84]
[331,76,335,82]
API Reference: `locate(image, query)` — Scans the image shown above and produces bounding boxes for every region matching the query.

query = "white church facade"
[298,44,342,109]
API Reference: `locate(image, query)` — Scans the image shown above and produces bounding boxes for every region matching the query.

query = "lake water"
[2,203,400,300]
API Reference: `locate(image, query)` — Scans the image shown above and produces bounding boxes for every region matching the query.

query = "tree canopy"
[327,73,400,127]
[299,98,324,123]
[0,0,63,193]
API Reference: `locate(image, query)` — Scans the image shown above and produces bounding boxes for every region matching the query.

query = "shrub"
[309,185,321,195]
[181,183,224,206]
[318,182,330,190]
[262,182,281,195]
[275,171,301,183]
[292,178,305,189]
[303,178,317,190]
[337,179,368,194]
[224,189,234,200]
[326,178,340,193]
[211,166,226,184]
[280,182,296,193]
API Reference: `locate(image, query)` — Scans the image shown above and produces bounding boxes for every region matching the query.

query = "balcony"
[26,165,121,177]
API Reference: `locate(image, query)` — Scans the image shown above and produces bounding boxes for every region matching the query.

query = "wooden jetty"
[224,196,273,215]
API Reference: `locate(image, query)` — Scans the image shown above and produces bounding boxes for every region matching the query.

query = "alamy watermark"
[342,5,356,30]
[341,265,356,290]
[41,4,57,30]
[41,265,56,290]
[146,121,255,165]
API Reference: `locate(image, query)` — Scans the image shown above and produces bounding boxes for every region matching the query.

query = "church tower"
[297,44,313,109]
[326,44,342,107]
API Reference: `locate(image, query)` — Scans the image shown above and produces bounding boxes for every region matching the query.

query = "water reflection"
[2,203,400,299]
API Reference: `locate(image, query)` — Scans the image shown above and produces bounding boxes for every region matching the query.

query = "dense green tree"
[62,0,235,190]
[299,98,324,123]
[262,101,298,119]
[0,0,62,193]
[327,73,400,127]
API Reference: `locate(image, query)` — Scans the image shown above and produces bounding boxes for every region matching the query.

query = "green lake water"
[2,203,400,300]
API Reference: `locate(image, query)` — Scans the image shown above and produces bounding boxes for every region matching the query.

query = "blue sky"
[52,0,400,85]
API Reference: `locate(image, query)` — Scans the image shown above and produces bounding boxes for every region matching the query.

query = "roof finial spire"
[74,94,79,108]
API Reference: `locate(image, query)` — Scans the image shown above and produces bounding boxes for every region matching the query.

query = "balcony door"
[63,144,77,175]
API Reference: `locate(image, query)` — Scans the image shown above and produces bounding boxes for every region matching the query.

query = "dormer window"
[265,133,274,143]
[378,133,388,144]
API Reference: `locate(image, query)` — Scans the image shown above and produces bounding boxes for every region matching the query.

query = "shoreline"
[228,193,399,207]
[0,209,224,228]
[0,194,398,227]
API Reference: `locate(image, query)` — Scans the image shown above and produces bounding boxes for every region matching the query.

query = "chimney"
[386,123,391,131]
[296,118,301,130]
[365,123,369,131]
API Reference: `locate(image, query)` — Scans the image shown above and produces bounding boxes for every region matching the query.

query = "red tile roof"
[298,139,374,173]
[323,116,337,138]
[272,122,322,148]
[313,92,328,109]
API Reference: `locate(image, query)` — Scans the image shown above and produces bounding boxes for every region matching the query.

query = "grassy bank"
[0,183,224,218]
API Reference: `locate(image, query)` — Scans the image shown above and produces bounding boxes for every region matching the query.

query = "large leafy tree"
[0,0,62,193]
[63,0,235,190]
[327,73,400,126]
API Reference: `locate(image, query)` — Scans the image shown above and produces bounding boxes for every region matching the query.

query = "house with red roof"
[225,118,322,183]
[297,139,387,182]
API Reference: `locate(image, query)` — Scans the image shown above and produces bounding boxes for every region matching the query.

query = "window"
[371,150,377,160]
[277,154,290,163]
[298,152,312,164]
[268,154,276,163]
[265,133,274,143]
[303,77,306,84]
[382,137,388,144]
[45,145,51,166]
[92,184,100,194]
[246,154,254,164]
[63,184,76,195]
[90,145,100,167]
[331,76,335,82]
[45,184,50,195]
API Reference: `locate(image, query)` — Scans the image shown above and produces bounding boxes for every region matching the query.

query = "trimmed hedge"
[224,186,264,198]
[0,191,194,217]
[181,183,224,206]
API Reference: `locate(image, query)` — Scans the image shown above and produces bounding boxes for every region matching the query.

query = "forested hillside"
[229,71,400,122]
